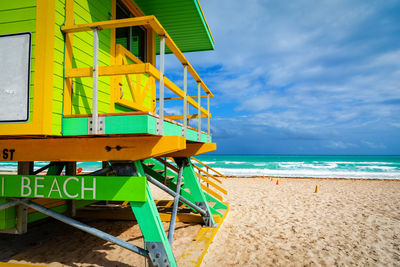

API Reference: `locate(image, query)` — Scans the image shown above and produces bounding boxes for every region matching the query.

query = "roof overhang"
[134,0,214,53]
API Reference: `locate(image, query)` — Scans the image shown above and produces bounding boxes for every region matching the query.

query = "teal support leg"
[47,162,66,175]
[205,192,228,210]
[176,158,216,226]
[129,161,177,267]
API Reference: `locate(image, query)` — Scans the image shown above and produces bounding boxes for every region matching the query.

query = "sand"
[202,178,400,266]
[1,178,400,266]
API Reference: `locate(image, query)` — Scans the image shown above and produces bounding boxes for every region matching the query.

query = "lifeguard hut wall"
[0,1,227,266]
[0,0,214,138]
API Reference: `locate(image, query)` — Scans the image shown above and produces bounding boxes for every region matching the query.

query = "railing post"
[157,35,165,135]
[197,82,201,141]
[91,27,99,134]
[183,65,188,137]
[207,94,210,142]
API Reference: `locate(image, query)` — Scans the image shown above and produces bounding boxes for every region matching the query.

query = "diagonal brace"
[19,200,148,257]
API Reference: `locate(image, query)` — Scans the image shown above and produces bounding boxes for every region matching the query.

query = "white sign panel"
[0,33,31,122]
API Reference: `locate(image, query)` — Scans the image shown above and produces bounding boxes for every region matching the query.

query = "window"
[116,0,146,62]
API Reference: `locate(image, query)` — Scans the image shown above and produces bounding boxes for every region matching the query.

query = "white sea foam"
[214,167,400,179]
[360,166,397,171]
[330,161,397,165]
[202,161,216,165]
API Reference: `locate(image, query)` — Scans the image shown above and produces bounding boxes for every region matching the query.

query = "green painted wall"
[53,0,112,136]
[0,0,37,124]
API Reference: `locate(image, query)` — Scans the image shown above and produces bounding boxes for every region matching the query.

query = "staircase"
[142,157,228,221]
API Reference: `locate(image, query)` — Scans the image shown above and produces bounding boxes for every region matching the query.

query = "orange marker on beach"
[276,179,279,185]
[314,185,319,193]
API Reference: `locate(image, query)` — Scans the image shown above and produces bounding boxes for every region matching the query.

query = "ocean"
[196,155,400,180]
[1,155,399,180]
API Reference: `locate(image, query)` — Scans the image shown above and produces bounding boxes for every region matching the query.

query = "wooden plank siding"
[54,0,113,135]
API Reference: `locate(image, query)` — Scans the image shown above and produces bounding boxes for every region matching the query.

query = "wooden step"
[143,162,156,168]
[154,169,165,174]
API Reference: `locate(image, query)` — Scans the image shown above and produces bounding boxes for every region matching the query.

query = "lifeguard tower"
[0,0,228,266]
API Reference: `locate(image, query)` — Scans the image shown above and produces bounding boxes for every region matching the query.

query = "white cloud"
[157,0,400,153]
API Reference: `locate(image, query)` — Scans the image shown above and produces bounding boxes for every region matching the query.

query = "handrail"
[191,157,228,179]
[157,157,227,198]
[64,63,211,118]
[192,164,222,183]
[61,15,213,97]
[157,96,209,101]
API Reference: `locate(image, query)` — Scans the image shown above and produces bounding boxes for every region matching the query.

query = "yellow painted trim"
[62,16,156,33]
[163,76,210,117]
[61,16,214,97]
[158,213,222,224]
[192,164,223,183]
[201,184,222,201]
[165,114,207,120]
[178,202,230,266]
[63,0,75,116]
[117,44,143,64]
[38,0,56,134]
[0,136,186,161]
[121,0,145,17]
[160,95,209,101]
[166,142,217,157]
[110,0,117,113]
[65,62,211,116]
[0,263,47,267]
[192,157,228,179]
[115,98,149,112]
[66,63,149,78]
[199,174,227,195]
[0,0,56,136]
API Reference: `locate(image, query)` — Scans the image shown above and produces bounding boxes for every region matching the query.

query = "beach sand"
[1,178,400,266]
[202,178,400,266]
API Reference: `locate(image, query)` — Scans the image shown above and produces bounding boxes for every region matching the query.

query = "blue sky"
[162,0,400,155]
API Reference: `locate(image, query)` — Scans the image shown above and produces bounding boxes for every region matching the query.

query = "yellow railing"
[62,15,213,139]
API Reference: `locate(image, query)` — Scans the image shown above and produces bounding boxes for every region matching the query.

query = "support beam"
[157,35,166,135]
[207,95,211,142]
[0,200,21,211]
[198,82,201,141]
[91,27,99,134]
[16,162,32,234]
[143,169,207,217]
[183,65,188,137]
[0,136,186,162]
[178,158,215,227]
[20,200,147,256]
[168,163,184,244]
[129,161,177,267]
[166,142,216,157]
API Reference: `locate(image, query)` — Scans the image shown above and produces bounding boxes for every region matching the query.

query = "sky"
[162,0,400,155]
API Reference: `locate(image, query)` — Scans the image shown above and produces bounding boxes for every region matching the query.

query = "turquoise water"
[1,155,400,179]
[196,155,400,179]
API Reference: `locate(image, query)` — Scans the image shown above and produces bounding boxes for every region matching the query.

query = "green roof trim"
[194,0,215,47]
[133,0,214,53]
